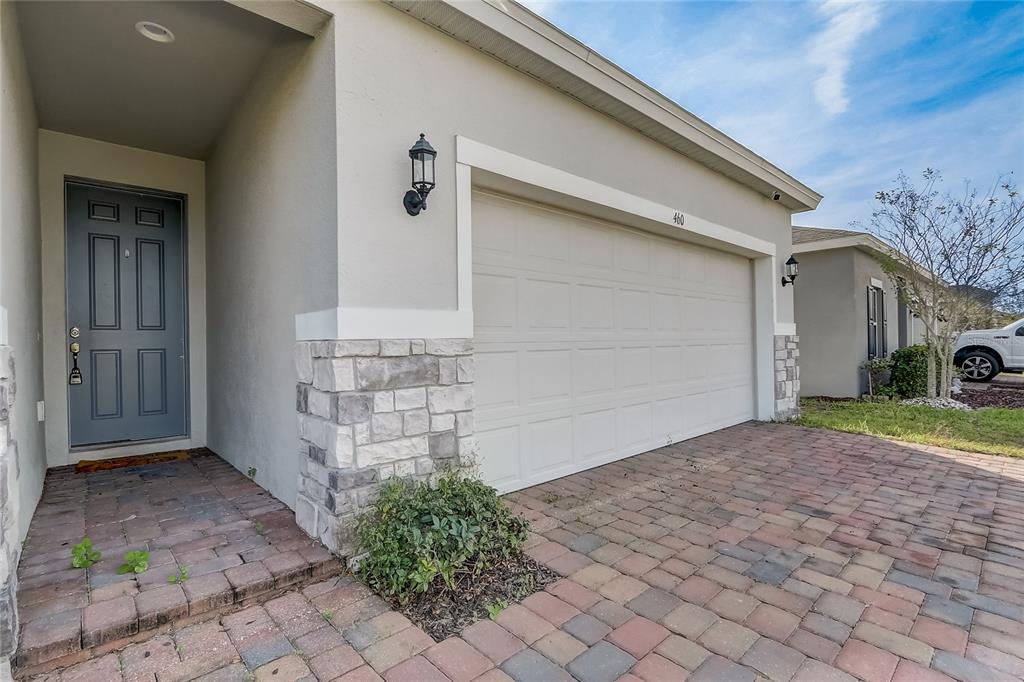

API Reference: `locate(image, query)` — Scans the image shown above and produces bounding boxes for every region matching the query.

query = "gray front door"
[66,180,188,447]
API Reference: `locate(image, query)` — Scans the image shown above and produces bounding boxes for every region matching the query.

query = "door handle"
[69,330,83,385]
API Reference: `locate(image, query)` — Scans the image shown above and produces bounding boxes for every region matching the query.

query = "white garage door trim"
[473,191,756,492]
[455,137,780,422]
[297,138,782,426]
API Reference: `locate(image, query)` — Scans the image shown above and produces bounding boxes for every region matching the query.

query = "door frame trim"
[63,176,191,450]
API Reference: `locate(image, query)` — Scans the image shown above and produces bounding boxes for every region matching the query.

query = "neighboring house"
[792,226,924,398]
[0,0,822,638]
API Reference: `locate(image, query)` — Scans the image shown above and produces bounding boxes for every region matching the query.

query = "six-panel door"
[66,181,187,447]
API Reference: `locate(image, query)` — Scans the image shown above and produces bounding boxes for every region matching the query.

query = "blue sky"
[522,0,1024,229]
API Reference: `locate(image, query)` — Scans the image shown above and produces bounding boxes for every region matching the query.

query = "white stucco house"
[0,0,822,651]
[792,226,924,398]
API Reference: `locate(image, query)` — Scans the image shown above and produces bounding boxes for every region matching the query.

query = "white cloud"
[809,1,880,116]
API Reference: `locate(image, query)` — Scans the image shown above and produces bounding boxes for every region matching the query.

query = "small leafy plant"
[254,521,266,535]
[117,550,150,575]
[71,538,101,569]
[167,565,189,584]
[356,470,529,605]
[486,598,508,620]
[247,467,257,478]
[320,608,334,623]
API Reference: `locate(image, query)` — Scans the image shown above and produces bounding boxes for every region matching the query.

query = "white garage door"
[472,191,755,493]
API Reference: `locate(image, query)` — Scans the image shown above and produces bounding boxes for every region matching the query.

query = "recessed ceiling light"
[135,21,174,43]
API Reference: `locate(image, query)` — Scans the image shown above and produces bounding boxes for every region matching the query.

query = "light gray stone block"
[428,384,473,413]
[295,494,321,537]
[307,390,333,420]
[356,436,430,468]
[429,431,457,459]
[313,340,380,357]
[430,413,455,433]
[425,339,473,355]
[394,387,426,410]
[457,356,474,383]
[324,424,354,468]
[410,340,425,355]
[336,394,373,425]
[371,412,404,441]
[439,357,457,384]
[394,460,416,477]
[294,343,314,384]
[373,391,394,412]
[313,358,355,392]
[455,411,474,437]
[403,409,429,436]
[354,422,371,446]
[355,356,438,390]
[380,339,411,356]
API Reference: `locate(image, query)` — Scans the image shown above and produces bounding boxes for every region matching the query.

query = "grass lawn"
[797,398,1024,458]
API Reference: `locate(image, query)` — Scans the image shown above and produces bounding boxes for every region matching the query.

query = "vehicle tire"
[959,350,1000,382]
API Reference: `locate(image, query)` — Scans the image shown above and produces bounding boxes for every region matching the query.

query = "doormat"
[75,450,189,473]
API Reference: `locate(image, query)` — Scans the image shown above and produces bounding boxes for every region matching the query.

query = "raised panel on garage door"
[472,190,755,493]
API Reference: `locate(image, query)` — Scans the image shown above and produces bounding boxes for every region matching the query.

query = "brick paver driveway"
[32,423,1024,681]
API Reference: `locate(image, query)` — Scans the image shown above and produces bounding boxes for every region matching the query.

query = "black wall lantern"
[403,133,437,216]
[781,255,800,286]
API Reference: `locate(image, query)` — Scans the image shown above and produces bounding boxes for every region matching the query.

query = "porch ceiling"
[16,0,306,159]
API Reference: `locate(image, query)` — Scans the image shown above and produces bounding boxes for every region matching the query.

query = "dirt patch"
[397,553,559,641]
[958,387,1024,409]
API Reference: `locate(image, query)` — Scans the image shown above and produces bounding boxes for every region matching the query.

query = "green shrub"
[860,357,894,397]
[890,345,930,398]
[356,471,529,604]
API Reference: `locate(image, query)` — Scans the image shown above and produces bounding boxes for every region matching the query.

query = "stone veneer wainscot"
[0,345,20,668]
[774,334,800,421]
[294,339,474,556]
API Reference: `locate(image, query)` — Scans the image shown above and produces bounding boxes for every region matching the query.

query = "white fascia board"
[791,235,876,254]
[227,0,332,36]
[457,136,776,258]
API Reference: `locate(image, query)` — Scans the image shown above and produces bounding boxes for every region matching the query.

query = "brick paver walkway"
[15,452,342,675]
[25,423,1024,681]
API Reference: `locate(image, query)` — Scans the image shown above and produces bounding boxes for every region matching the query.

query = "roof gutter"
[384,0,823,212]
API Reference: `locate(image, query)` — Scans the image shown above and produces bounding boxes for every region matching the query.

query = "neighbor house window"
[867,286,887,359]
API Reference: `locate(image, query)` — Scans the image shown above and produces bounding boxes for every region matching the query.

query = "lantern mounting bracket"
[404,189,428,216]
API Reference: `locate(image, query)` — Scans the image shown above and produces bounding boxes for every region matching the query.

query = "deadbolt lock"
[69,326,80,338]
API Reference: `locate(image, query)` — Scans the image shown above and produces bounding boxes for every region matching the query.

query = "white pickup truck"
[954,318,1024,381]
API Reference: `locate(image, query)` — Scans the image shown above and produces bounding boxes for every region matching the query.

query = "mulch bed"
[397,553,560,641]
[958,387,1024,409]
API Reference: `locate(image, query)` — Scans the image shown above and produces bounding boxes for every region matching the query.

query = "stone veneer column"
[0,345,20,674]
[774,334,800,420]
[293,339,474,556]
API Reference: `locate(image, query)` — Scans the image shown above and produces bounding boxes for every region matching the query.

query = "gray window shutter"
[880,290,888,357]
[867,286,877,359]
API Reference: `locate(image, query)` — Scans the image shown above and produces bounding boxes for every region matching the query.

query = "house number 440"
[672,212,685,226]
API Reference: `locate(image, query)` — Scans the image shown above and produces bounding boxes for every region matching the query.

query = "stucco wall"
[206,27,337,508]
[795,248,902,398]
[327,0,797,323]
[38,130,207,467]
[1,0,44,543]
[794,250,858,398]
[1,1,44,667]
